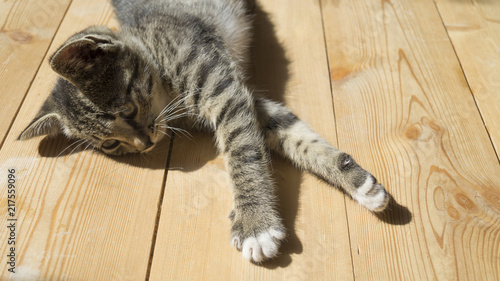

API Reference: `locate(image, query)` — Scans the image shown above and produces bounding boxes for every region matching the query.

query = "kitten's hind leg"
[255,98,389,212]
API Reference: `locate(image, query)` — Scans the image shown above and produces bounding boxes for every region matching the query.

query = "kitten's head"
[18,26,173,155]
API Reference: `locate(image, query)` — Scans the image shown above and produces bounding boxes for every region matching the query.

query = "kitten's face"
[71,66,170,156]
[18,26,174,155]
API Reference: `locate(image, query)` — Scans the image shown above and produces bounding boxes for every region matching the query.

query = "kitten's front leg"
[208,90,285,263]
[255,98,389,212]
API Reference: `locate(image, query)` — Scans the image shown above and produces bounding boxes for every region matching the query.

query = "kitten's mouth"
[139,140,156,153]
[141,145,156,154]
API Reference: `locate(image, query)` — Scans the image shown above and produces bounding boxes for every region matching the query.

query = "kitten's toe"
[353,175,389,212]
[239,228,286,263]
[231,235,242,250]
[242,236,261,261]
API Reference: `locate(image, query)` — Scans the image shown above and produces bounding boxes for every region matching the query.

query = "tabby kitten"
[18,0,389,263]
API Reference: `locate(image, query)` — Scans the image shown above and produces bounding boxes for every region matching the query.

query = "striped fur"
[18,0,388,263]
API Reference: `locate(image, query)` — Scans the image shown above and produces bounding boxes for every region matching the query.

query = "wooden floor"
[1,0,500,280]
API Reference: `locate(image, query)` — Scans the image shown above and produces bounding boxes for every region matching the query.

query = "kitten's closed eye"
[101,139,120,150]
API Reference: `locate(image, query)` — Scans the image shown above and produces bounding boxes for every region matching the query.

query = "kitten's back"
[112,0,253,65]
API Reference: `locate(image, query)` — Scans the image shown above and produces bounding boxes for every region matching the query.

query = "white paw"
[353,175,389,212]
[232,228,286,263]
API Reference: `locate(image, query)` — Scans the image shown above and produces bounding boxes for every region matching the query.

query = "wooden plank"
[321,0,500,280]
[149,0,354,280]
[434,0,500,158]
[0,0,72,147]
[0,0,170,280]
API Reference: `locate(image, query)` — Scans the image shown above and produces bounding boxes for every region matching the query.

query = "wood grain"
[0,0,170,280]
[0,0,72,147]
[321,0,500,280]
[148,0,355,280]
[1,0,499,280]
[434,0,500,158]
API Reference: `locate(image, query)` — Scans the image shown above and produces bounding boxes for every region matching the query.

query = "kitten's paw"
[229,210,286,263]
[353,175,389,212]
[231,227,286,263]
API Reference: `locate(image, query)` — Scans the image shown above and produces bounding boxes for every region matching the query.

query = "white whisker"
[68,139,91,155]
[155,94,192,121]
[83,141,96,153]
[139,151,149,160]
[159,125,192,140]
[159,112,192,123]
[171,129,192,140]
[158,130,172,139]
[56,139,87,158]
[159,108,190,119]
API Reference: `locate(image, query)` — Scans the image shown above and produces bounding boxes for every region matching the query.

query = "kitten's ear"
[49,28,121,84]
[17,111,63,140]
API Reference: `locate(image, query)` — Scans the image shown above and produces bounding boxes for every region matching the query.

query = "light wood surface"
[0,0,72,146]
[0,0,170,280]
[0,0,499,280]
[321,0,500,279]
[434,0,500,157]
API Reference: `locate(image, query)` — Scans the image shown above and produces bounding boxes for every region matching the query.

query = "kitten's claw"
[234,228,286,263]
[352,175,389,212]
